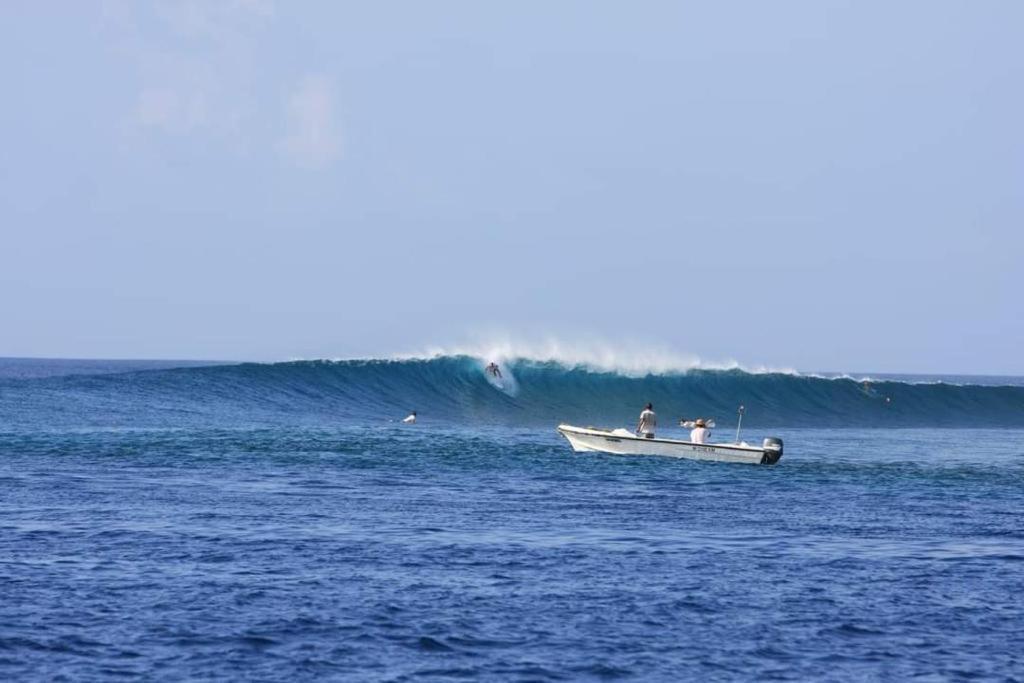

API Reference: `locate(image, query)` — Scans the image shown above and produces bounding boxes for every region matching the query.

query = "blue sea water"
[1,357,1022,680]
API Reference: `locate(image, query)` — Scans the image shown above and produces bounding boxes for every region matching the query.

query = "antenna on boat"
[735,405,745,444]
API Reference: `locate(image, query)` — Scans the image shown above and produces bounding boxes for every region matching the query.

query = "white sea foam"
[392,335,799,378]
[291,334,1020,386]
[283,350,1020,388]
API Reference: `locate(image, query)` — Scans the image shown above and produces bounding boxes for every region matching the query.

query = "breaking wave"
[2,355,1023,428]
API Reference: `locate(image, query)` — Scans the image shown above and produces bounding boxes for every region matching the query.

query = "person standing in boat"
[690,418,710,444]
[636,403,656,438]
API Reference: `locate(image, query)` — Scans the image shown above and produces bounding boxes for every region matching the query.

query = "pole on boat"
[735,405,745,444]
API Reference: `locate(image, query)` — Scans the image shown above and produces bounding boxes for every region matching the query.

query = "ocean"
[1,356,1022,680]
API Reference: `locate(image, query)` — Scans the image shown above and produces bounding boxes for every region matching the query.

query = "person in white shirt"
[690,418,710,444]
[636,403,656,438]
[402,411,417,424]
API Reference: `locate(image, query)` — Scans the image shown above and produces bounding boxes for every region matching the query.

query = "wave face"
[3,356,1023,429]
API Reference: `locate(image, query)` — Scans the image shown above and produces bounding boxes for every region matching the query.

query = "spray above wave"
[393,339,799,377]
[3,355,1023,429]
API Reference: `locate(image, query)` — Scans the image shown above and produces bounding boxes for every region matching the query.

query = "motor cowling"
[761,437,783,465]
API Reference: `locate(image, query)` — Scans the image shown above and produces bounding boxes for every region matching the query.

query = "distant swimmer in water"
[486,362,502,379]
[402,411,417,424]
[636,403,656,438]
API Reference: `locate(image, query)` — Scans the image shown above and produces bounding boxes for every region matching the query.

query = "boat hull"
[557,424,782,465]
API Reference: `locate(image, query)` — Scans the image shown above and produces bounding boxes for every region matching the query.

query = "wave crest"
[391,339,798,377]
[4,355,1023,428]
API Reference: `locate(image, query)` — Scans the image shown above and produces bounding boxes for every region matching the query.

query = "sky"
[1,1,1021,374]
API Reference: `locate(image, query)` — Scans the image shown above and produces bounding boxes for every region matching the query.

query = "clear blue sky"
[1,1,1021,373]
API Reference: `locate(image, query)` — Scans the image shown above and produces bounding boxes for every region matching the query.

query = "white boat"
[556,424,783,465]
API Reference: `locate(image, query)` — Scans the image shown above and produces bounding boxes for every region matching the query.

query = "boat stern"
[761,437,784,465]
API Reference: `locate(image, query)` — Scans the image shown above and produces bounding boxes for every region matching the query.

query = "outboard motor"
[761,437,784,465]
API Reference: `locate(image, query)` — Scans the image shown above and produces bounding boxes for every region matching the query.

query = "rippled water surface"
[2,421,1022,681]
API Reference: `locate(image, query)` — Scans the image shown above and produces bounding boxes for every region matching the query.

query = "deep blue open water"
[1,358,1022,680]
